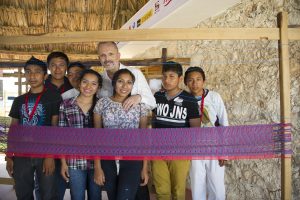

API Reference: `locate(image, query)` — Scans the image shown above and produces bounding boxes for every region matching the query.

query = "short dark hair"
[78,69,102,89]
[68,62,87,72]
[162,61,183,76]
[47,51,69,66]
[112,68,135,95]
[184,66,206,85]
[24,56,47,74]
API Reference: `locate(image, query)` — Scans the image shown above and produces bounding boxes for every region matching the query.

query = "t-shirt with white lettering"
[153,90,200,128]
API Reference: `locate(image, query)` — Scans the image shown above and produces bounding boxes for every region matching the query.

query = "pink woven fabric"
[5,124,292,160]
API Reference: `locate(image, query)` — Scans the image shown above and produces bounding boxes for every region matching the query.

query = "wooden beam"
[288,28,300,40]
[0,28,282,45]
[278,12,292,200]
[3,73,24,77]
[0,50,98,62]
[0,58,190,68]
[0,177,14,185]
[14,82,27,85]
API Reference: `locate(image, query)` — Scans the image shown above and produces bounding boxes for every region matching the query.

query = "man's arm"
[124,68,156,110]
[188,96,201,127]
[122,95,142,111]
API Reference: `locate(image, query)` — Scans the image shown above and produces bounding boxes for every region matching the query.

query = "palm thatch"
[0,0,149,63]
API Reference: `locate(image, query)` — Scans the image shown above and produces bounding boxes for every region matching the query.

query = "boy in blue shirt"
[6,56,61,199]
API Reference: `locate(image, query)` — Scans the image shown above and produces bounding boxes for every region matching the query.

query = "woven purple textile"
[6,124,292,160]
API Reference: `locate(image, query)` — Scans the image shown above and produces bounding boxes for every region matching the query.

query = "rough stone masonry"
[137,0,300,199]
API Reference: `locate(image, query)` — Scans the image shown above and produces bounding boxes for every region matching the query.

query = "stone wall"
[137,0,300,199]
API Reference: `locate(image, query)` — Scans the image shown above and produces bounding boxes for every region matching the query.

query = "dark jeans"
[13,157,57,200]
[34,172,41,200]
[101,160,143,200]
[55,159,68,200]
[69,168,101,200]
[135,185,150,200]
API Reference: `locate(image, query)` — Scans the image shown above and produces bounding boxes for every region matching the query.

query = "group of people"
[5,41,228,200]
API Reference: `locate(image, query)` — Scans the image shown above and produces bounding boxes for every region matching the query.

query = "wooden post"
[17,68,22,95]
[278,11,292,200]
[161,48,167,63]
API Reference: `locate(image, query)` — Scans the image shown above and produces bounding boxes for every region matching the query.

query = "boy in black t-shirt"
[152,61,201,200]
[45,51,73,200]
[45,51,72,94]
[6,56,61,200]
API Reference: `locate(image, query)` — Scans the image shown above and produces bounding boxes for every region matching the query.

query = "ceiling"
[0,0,240,64]
[0,0,149,63]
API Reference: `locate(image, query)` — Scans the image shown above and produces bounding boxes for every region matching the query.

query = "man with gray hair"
[97,41,156,110]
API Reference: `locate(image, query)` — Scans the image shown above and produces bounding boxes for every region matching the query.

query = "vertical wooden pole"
[161,48,167,63]
[17,68,22,96]
[278,11,292,200]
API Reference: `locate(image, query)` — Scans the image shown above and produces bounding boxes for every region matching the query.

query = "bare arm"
[51,115,59,126]
[94,113,103,128]
[122,95,141,111]
[140,160,149,186]
[129,68,156,110]
[139,116,148,129]
[139,115,149,185]
[42,115,58,176]
[58,106,70,181]
[94,159,105,186]
[6,118,19,177]
[93,113,105,185]
[189,118,201,127]
[60,159,69,182]
[10,118,19,126]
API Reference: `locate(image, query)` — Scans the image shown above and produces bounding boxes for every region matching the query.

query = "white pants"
[190,160,225,200]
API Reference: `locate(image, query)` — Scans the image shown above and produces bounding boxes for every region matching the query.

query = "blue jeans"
[101,160,143,200]
[69,168,101,200]
[13,157,57,200]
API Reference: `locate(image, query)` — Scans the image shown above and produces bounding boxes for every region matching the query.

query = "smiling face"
[48,57,67,81]
[78,73,99,98]
[185,71,205,96]
[113,72,134,99]
[24,65,47,91]
[97,42,121,73]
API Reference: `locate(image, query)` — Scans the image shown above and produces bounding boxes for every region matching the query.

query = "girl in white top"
[184,66,229,200]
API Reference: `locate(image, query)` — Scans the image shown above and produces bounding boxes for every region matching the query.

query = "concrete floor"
[0,154,17,200]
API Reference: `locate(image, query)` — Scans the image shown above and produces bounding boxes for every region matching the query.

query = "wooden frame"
[278,12,292,200]
[0,12,297,200]
[0,28,299,45]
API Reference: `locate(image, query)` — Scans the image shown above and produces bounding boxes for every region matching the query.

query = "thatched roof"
[0,0,149,63]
